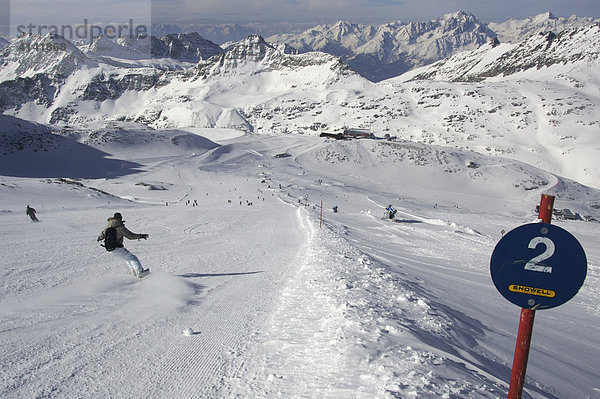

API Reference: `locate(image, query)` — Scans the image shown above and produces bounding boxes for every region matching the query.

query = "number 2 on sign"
[524,237,554,273]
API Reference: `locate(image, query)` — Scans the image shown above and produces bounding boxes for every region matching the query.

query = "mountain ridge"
[402,24,600,82]
[267,11,496,82]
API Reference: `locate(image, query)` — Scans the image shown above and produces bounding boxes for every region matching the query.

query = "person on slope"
[386,204,397,220]
[97,212,149,277]
[26,205,39,222]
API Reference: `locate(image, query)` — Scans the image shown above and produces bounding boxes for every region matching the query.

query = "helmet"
[113,212,123,220]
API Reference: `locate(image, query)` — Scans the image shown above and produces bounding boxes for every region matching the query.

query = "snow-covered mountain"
[265,11,600,82]
[403,24,600,82]
[489,11,600,43]
[0,34,98,82]
[268,11,496,82]
[151,21,318,45]
[151,32,224,62]
[0,113,220,178]
[191,34,349,78]
[1,15,599,189]
[0,33,359,130]
[78,34,152,61]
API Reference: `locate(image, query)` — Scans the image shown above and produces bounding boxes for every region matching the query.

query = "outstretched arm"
[120,225,148,240]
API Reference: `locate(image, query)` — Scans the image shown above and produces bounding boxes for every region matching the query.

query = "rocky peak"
[436,11,492,36]
[190,33,345,80]
[532,11,557,23]
[79,34,151,60]
[438,10,478,25]
[224,34,275,62]
[0,34,97,81]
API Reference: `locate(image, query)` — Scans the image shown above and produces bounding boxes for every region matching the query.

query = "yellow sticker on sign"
[509,284,556,298]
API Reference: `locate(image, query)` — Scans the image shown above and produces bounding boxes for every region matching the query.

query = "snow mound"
[0,115,142,178]
[66,122,221,158]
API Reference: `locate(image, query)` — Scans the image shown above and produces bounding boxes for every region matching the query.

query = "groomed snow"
[1,131,599,398]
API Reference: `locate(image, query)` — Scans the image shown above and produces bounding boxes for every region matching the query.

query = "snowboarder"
[26,205,39,222]
[97,212,150,278]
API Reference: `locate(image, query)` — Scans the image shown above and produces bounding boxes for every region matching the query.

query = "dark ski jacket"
[97,217,146,247]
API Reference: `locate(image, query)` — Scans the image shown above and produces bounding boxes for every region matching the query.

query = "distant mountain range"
[151,11,599,82]
[2,11,597,82]
[1,11,599,187]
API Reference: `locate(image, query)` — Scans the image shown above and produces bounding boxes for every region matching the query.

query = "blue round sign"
[490,223,587,310]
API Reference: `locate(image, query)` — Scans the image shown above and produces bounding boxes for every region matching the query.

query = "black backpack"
[102,227,118,251]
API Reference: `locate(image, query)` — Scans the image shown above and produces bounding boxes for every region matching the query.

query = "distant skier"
[97,212,150,278]
[333,205,338,213]
[385,205,397,220]
[26,205,39,222]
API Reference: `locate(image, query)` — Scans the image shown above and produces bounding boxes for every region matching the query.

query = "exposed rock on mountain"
[190,34,350,79]
[151,32,224,62]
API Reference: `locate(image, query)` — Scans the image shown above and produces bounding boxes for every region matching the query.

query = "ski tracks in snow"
[232,207,506,398]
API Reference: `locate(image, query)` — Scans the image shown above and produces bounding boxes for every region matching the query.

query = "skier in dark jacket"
[385,205,397,220]
[97,212,149,277]
[26,205,39,222]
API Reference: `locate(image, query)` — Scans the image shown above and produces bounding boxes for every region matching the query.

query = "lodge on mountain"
[320,128,374,140]
[342,128,374,139]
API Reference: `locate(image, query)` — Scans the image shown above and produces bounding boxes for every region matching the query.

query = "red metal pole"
[538,194,555,224]
[508,308,536,399]
[507,194,555,399]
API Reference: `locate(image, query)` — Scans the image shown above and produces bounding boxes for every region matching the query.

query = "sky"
[3,0,600,37]
[148,0,600,24]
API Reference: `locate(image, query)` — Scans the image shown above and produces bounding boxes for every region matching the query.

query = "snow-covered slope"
[404,24,600,82]
[1,132,599,398]
[0,114,219,178]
